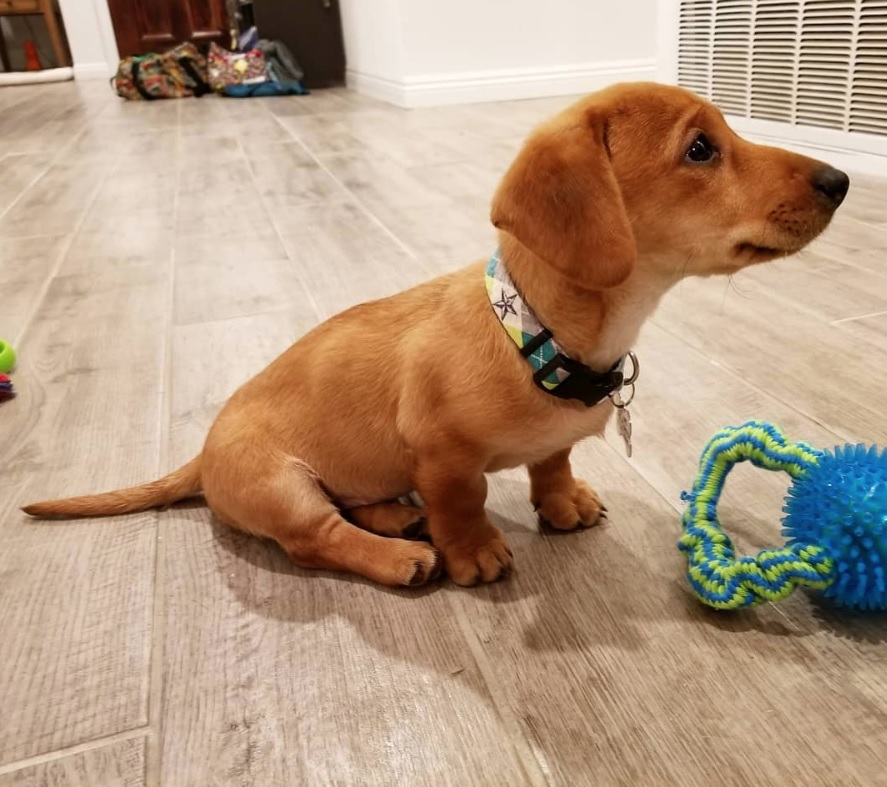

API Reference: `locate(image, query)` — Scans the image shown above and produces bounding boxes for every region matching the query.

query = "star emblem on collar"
[493,289,518,320]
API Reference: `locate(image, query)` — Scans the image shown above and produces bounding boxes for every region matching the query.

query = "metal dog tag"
[612,391,633,458]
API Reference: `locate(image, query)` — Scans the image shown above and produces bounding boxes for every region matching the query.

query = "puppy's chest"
[486,402,612,470]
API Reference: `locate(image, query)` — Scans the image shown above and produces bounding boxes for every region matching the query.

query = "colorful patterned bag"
[112,43,211,100]
[207,43,269,92]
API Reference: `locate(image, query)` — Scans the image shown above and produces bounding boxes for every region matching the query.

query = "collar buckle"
[533,353,625,408]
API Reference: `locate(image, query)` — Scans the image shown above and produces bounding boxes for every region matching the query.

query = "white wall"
[57,0,119,79]
[338,0,403,84]
[399,1,654,76]
[342,0,658,107]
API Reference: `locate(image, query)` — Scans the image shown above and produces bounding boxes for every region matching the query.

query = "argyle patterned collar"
[484,248,631,407]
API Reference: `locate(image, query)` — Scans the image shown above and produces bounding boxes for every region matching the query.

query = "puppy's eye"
[686,133,717,164]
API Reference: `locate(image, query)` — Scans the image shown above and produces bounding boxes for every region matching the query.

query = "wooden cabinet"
[251,0,345,87]
[107,0,229,57]
[0,0,69,70]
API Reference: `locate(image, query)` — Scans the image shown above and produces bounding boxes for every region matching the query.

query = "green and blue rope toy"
[0,339,15,400]
[679,421,887,611]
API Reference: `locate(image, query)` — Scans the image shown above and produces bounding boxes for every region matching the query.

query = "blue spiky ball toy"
[784,443,887,609]
[680,421,887,611]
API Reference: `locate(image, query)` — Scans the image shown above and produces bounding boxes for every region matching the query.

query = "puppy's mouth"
[734,242,791,263]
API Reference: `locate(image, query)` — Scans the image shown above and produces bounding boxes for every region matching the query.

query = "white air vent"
[678,0,887,136]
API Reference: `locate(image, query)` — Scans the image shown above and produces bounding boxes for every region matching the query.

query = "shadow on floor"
[182,473,884,690]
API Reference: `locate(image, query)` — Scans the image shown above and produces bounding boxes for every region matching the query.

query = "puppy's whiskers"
[728,274,751,298]
[719,278,732,313]
[719,275,751,313]
[675,252,693,294]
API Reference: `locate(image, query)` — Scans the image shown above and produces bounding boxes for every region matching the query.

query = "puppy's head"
[491,82,849,288]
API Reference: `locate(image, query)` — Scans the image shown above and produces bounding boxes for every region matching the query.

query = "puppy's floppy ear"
[490,107,636,290]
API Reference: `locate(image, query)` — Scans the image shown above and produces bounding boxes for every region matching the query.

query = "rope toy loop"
[679,421,834,610]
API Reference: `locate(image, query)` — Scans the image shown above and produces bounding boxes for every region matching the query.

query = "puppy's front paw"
[534,479,607,532]
[442,525,513,586]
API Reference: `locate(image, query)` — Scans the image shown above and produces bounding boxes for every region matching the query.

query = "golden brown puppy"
[24,83,849,587]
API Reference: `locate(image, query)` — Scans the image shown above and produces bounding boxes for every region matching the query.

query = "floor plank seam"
[0,232,68,243]
[0,110,95,227]
[233,134,325,323]
[750,272,887,329]
[10,151,123,350]
[819,250,887,281]
[449,601,552,787]
[649,317,858,444]
[831,308,887,324]
[270,113,421,263]
[0,159,57,228]
[828,212,887,241]
[174,302,298,330]
[0,727,149,777]
[144,100,183,787]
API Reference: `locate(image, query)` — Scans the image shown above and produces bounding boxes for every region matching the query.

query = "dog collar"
[485,249,637,408]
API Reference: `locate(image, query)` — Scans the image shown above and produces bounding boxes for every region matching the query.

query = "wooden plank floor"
[1,82,886,786]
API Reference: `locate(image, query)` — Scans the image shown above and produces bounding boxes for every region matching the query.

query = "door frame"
[57,0,119,79]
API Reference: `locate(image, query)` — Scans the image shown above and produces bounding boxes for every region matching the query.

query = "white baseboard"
[348,59,657,108]
[73,62,114,81]
[0,67,73,86]
[346,71,405,106]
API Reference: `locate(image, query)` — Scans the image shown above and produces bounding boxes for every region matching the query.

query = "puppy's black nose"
[812,166,850,208]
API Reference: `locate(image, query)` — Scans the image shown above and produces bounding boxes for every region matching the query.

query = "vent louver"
[678,0,887,136]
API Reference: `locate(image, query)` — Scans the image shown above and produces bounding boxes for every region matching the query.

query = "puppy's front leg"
[528,448,608,531]
[415,452,513,586]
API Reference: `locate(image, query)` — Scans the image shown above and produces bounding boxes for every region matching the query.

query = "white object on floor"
[0,67,74,86]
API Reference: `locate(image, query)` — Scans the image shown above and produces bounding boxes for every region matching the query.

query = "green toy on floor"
[0,339,16,399]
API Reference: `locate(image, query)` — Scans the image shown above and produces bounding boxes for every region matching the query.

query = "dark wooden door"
[252,0,346,87]
[108,0,229,57]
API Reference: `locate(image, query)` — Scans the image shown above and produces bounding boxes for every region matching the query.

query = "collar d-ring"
[609,352,638,408]
[622,351,640,387]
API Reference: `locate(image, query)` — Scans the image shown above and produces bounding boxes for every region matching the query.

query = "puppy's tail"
[21,456,203,519]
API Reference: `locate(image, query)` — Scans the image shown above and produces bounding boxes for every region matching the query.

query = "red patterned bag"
[207,43,269,92]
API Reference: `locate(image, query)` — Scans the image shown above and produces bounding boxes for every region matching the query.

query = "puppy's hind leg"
[345,500,428,540]
[211,459,441,587]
